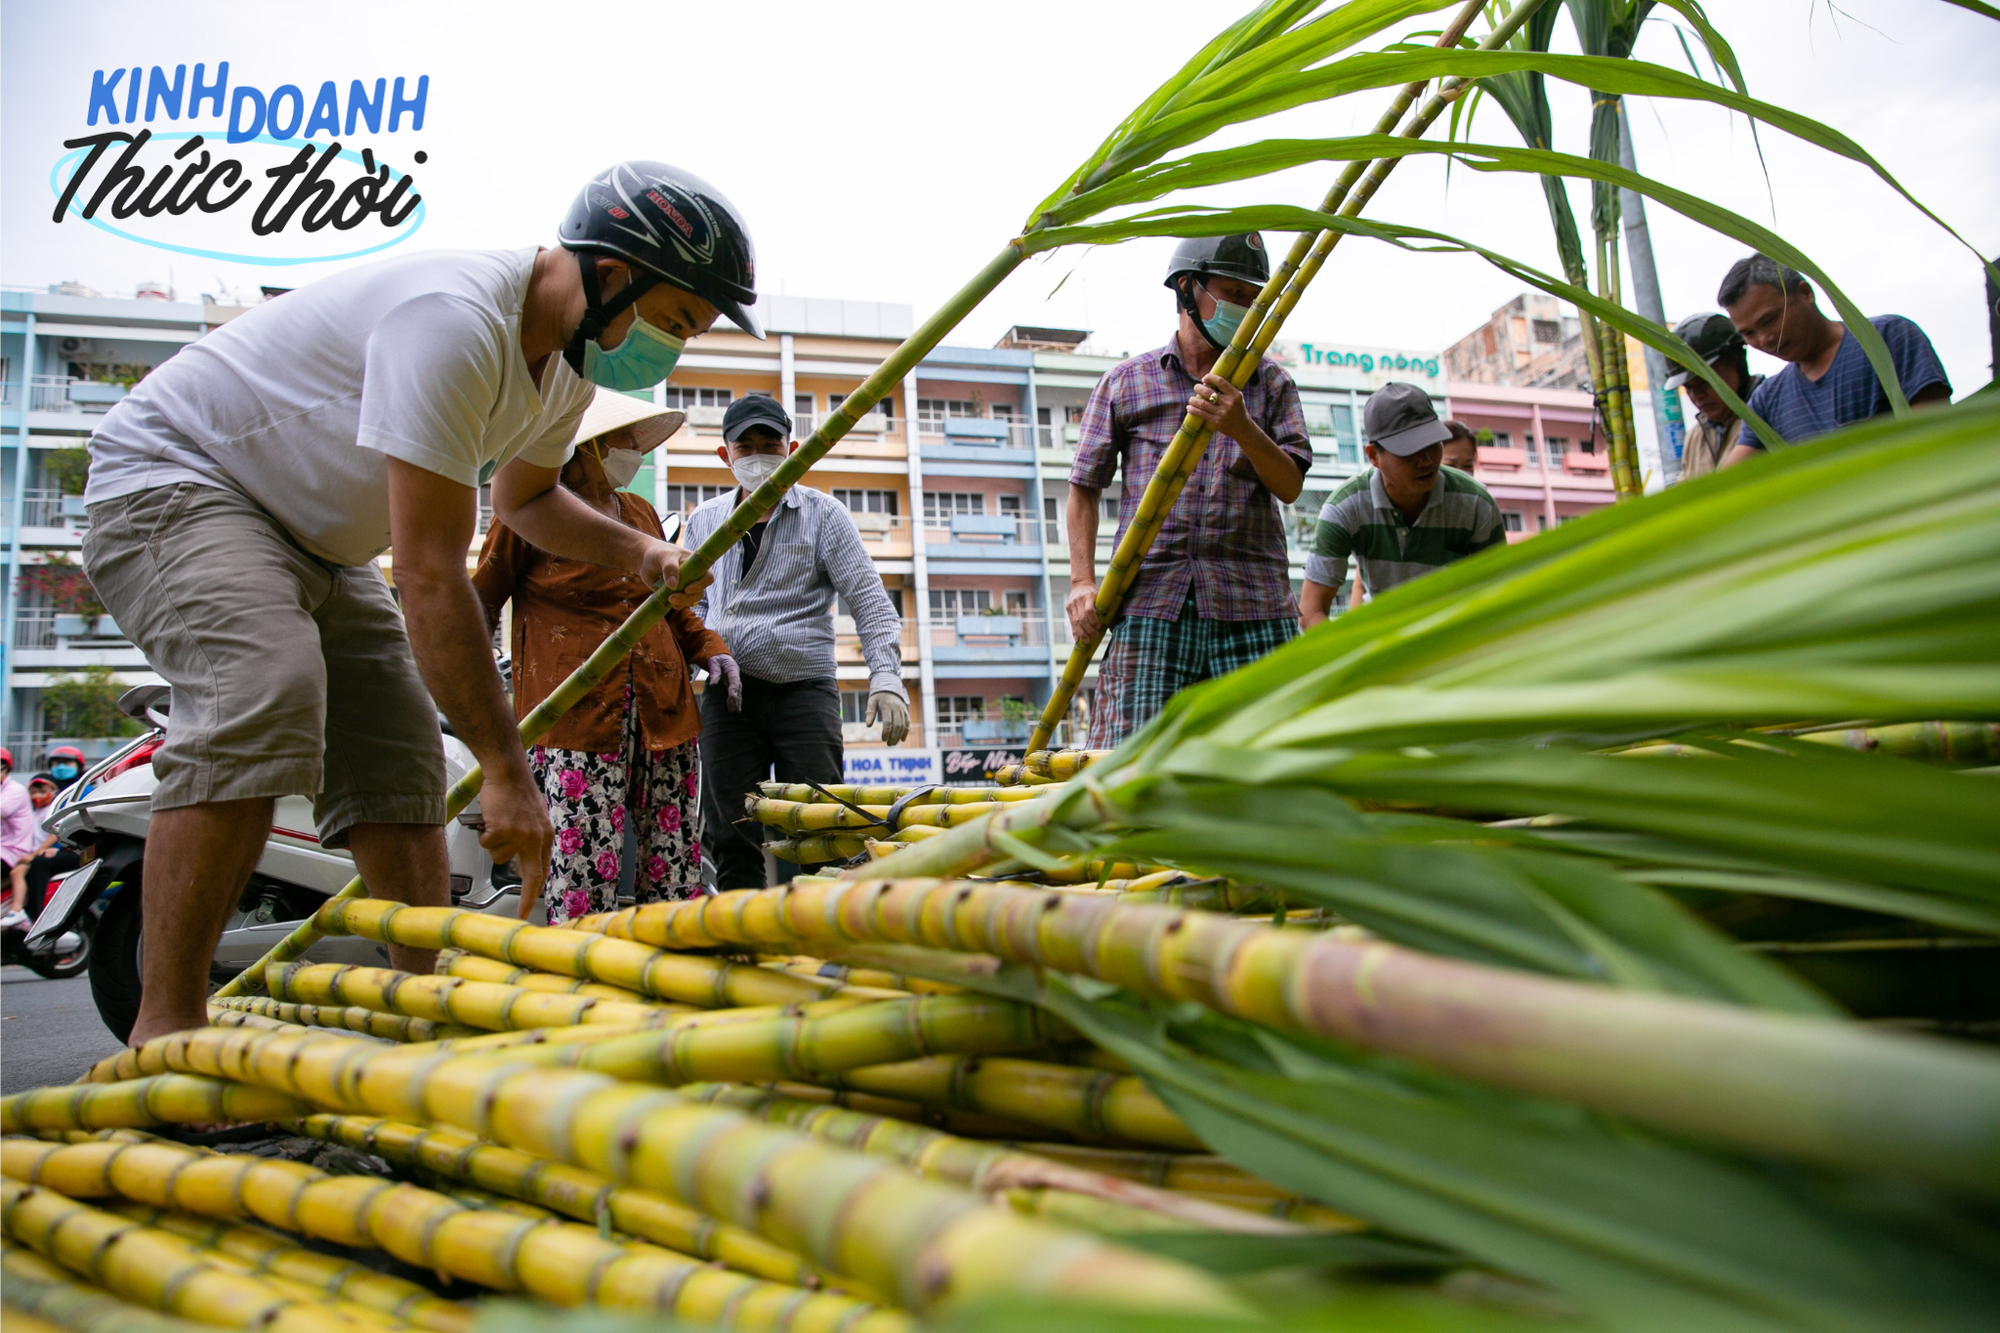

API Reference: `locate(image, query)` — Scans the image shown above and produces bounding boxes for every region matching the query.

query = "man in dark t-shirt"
[1717,255,1950,462]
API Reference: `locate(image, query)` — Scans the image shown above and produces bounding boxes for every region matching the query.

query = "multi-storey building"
[0,282,1628,780]
[0,285,250,760]
[1444,292,1591,391]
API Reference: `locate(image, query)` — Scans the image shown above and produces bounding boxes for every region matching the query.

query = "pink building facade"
[1444,381,1615,540]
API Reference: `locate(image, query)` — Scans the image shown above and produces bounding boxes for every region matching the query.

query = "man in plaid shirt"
[1066,233,1311,747]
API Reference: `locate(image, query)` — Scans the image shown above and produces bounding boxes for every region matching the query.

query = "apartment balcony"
[923,514,1045,572]
[929,613,1055,667]
[833,617,921,664]
[918,418,1040,463]
[2,489,90,549]
[791,410,897,440]
[17,376,127,414]
[10,607,149,671]
[847,510,913,553]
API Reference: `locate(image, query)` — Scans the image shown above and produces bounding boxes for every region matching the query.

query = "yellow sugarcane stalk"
[1004,1143,1362,1231]
[434,949,664,1004]
[2,1243,219,1333]
[1,1178,383,1333]
[102,1203,474,1333]
[262,961,672,1033]
[10,1032,1242,1317]
[758,783,1043,805]
[803,1055,1202,1151]
[2,1138,905,1333]
[314,899,836,1008]
[679,1083,1291,1234]
[207,998,465,1043]
[1024,0,1518,755]
[3,1075,309,1136]
[288,1113,832,1293]
[600,875,2000,1197]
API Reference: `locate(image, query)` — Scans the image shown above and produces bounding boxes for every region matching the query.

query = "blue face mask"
[51,764,80,781]
[580,311,686,391]
[1200,286,1251,349]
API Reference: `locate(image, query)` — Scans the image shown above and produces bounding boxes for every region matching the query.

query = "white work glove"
[866,691,910,746]
[702,654,742,712]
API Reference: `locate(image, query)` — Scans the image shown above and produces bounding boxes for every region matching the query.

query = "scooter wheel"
[89,879,145,1043]
[24,919,92,981]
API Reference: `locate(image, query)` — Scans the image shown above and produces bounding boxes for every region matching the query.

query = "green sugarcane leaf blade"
[1033,983,2000,1333]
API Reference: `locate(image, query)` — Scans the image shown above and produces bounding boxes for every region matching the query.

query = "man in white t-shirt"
[81,161,762,1045]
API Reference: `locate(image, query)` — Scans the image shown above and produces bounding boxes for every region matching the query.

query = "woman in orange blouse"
[474,390,736,921]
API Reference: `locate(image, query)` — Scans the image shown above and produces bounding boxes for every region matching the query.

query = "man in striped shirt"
[1301,382,1505,627]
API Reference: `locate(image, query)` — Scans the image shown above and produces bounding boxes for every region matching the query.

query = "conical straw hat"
[572,387,686,453]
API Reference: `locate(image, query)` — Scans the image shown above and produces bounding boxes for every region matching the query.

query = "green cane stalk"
[1025,0,1549,754]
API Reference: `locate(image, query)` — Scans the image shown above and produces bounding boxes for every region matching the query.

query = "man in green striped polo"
[1300,381,1505,627]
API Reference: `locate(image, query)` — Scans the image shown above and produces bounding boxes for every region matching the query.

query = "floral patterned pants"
[528,710,702,925]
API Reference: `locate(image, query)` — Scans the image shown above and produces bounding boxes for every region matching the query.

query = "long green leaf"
[1034,982,2000,1333]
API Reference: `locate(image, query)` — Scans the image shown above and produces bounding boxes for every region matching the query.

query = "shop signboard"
[843,746,940,787]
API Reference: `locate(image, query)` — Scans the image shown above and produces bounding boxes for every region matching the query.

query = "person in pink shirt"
[0,749,40,928]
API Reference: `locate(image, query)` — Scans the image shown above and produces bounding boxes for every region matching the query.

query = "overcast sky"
[6,0,1995,391]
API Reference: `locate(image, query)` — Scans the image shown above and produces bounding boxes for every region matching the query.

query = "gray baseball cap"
[1363,381,1452,456]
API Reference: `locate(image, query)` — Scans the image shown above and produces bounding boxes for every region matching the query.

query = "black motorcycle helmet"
[558,161,763,374]
[1663,312,1745,389]
[1164,233,1270,349]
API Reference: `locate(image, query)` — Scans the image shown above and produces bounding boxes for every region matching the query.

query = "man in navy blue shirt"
[1717,255,1950,463]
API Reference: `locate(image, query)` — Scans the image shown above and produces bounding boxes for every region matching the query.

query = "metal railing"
[930,614,1051,650]
[917,420,1038,450]
[923,515,1043,546]
[846,512,910,543]
[13,609,56,650]
[10,607,132,650]
[17,488,85,530]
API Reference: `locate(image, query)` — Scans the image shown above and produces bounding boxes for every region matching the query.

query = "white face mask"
[598,447,645,490]
[730,452,787,493]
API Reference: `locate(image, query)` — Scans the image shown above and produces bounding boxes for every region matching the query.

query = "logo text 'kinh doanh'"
[51,62,431,266]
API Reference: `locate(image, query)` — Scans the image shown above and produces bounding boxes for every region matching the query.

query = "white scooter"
[27,684,529,1041]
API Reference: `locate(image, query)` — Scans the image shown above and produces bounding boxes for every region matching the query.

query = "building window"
[1064,404,1086,425]
[839,688,870,726]
[1501,511,1524,532]
[1003,589,1029,614]
[917,399,978,428]
[832,488,899,516]
[990,403,1016,421]
[794,393,814,418]
[665,483,732,512]
[1490,430,1511,450]
[935,695,986,729]
[662,386,733,410]
[930,588,993,617]
[1523,434,1539,464]
[1545,437,1570,460]
[1532,319,1562,344]
[996,494,1023,516]
[1536,513,1549,531]
[923,491,984,526]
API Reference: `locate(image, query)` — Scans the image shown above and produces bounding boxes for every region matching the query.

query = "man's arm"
[1300,580,1340,630]
[385,459,552,911]
[1189,373,1305,503]
[488,458,709,609]
[1911,381,1951,409]
[1065,484,1103,641]
[824,507,906,698]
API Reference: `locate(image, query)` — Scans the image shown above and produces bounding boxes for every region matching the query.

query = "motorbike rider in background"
[0,750,37,928]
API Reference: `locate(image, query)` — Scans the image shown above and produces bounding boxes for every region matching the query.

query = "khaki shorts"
[83,482,446,846]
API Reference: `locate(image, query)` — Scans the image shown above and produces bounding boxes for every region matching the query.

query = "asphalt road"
[1,965,127,1093]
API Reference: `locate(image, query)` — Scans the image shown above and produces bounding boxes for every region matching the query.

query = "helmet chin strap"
[562,250,660,374]
[1175,273,1227,352]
